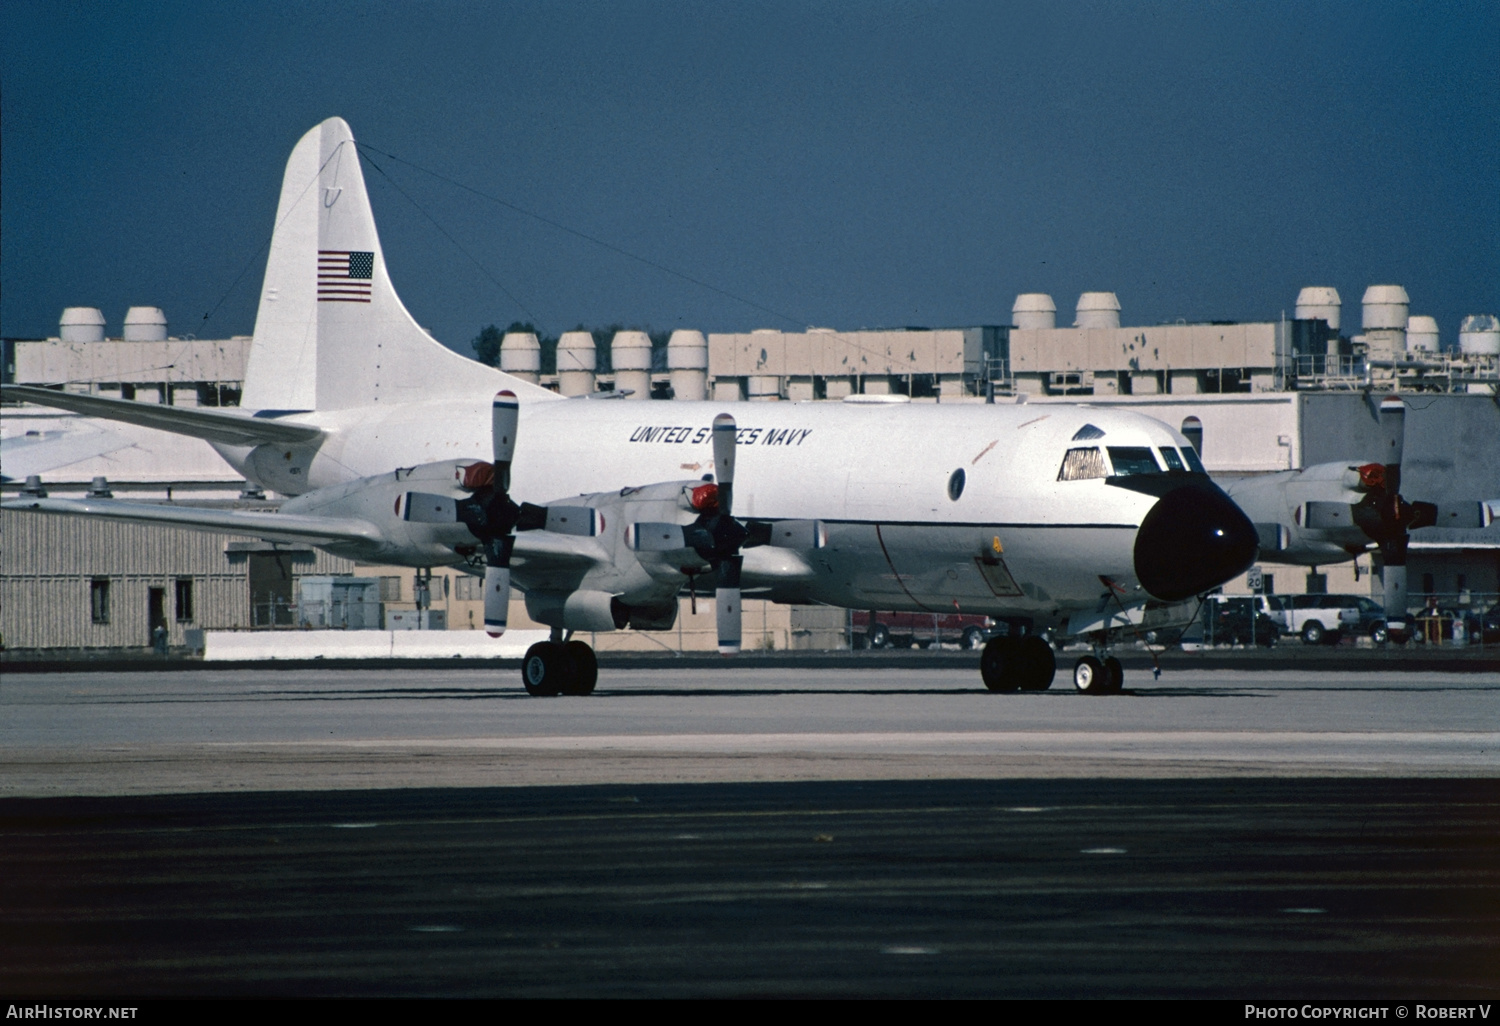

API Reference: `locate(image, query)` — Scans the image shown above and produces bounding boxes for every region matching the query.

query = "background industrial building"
[3,287,1497,653]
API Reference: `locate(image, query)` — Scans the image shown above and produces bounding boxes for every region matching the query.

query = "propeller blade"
[1254,523,1288,553]
[483,565,511,636]
[483,534,515,637]
[492,390,519,491]
[712,413,736,516]
[1425,502,1488,530]
[1304,501,1355,530]
[402,492,457,523]
[715,554,743,655]
[629,522,689,552]
[544,505,601,536]
[1382,562,1408,638]
[763,519,827,550]
[1378,395,1404,496]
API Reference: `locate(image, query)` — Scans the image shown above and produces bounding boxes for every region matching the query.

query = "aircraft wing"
[1,496,379,547]
[506,530,611,595]
[1,384,323,447]
[0,425,134,480]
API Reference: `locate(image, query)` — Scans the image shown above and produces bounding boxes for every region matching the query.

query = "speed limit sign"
[1246,566,1264,590]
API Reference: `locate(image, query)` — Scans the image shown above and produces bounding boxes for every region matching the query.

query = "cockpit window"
[1106,446,1161,476]
[1180,445,1206,474]
[1058,447,1107,481]
[1158,446,1185,471]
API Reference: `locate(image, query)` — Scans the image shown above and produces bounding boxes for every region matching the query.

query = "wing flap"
[2,385,322,446]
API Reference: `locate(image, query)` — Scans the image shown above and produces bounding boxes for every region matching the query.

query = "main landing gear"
[521,629,598,697]
[979,635,1057,692]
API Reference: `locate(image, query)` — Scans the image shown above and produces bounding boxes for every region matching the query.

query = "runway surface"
[2,666,1496,794]
[3,664,1496,997]
[4,779,1498,998]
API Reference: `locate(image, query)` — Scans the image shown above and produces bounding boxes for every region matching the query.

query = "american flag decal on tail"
[318,250,374,302]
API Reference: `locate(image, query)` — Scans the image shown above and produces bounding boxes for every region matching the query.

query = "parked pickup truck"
[1276,593,1362,645]
[852,610,995,650]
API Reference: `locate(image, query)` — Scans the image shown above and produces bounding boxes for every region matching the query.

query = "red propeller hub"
[690,483,719,512]
[1357,463,1386,491]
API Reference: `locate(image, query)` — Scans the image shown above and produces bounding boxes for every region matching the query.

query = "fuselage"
[213,395,1256,631]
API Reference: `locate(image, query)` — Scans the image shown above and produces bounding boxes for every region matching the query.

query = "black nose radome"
[1134,479,1258,601]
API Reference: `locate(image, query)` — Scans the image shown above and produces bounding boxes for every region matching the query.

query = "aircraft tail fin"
[242,118,557,412]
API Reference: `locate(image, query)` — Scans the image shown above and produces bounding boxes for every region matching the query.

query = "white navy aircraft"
[4,118,1262,695]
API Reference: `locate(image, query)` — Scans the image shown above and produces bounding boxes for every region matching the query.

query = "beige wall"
[1,510,352,649]
[349,564,850,652]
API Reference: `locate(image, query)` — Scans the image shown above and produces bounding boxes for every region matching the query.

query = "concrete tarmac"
[2,665,1496,795]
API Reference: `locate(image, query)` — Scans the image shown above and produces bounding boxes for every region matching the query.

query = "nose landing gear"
[1072,651,1124,694]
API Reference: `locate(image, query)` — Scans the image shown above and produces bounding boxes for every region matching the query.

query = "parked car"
[852,610,995,649]
[1206,596,1280,647]
[1468,604,1500,644]
[1321,594,1389,644]
[1278,593,1361,645]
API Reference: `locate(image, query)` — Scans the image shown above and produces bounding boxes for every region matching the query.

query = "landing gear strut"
[521,629,598,697]
[980,635,1056,692]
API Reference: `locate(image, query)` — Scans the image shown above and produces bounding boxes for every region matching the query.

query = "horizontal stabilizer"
[1,385,322,447]
[2,496,379,547]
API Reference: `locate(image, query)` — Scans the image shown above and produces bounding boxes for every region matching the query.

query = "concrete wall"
[1027,393,1301,472]
[1298,392,1500,504]
[15,337,252,388]
[1010,323,1281,376]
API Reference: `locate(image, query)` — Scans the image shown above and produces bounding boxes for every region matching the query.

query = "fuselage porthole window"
[1058,447,1107,481]
[1106,446,1161,476]
[947,468,966,501]
[1158,446,1185,471]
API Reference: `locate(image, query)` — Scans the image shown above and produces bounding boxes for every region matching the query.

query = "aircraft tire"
[522,641,571,697]
[1103,656,1124,694]
[561,641,598,696]
[1016,636,1056,691]
[980,637,1021,692]
[1073,656,1109,695]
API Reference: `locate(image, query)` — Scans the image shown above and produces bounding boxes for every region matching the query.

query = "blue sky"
[3,1,1496,353]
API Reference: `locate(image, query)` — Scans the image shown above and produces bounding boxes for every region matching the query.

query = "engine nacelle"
[278,460,480,566]
[525,590,630,632]
[1220,461,1372,566]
